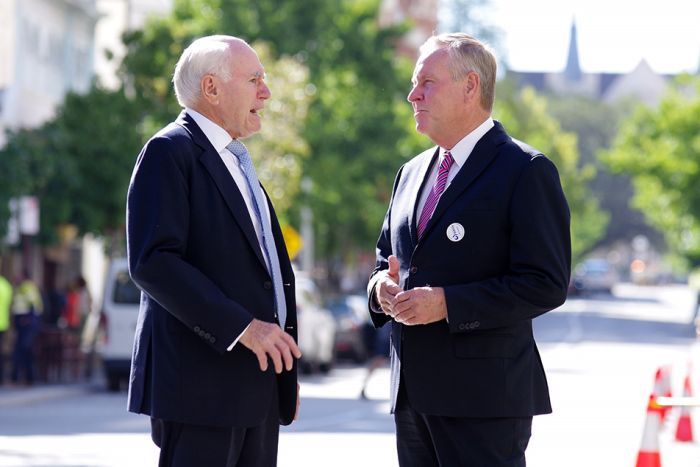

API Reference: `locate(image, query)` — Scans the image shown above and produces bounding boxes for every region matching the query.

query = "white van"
[82,258,140,391]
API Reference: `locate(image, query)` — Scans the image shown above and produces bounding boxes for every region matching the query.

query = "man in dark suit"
[367,33,571,466]
[126,35,301,466]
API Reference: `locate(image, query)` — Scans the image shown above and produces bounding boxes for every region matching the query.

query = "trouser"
[0,331,5,384]
[394,383,532,466]
[11,314,38,384]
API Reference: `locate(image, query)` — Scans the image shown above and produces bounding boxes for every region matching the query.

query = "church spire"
[564,18,582,82]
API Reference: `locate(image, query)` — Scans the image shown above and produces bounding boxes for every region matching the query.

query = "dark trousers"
[11,314,38,384]
[395,384,532,467]
[0,331,5,384]
[152,383,280,467]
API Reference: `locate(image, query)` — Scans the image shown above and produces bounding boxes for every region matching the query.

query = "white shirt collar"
[185,107,233,153]
[440,117,495,167]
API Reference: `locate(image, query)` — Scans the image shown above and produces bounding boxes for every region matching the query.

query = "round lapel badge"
[446,223,465,242]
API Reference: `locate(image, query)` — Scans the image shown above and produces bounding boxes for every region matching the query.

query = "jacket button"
[199,330,205,337]
[474,321,480,328]
[210,336,216,344]
[409,266,418,274]
[458,323,465,330]
[264,281,272,289]
[194,326,200,332]
[204,332,211,339]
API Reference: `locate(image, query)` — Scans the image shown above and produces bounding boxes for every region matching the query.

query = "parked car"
[326,294,370,363]
[570,258,619,295]
[82,258,140,391]
[295,273,336,374]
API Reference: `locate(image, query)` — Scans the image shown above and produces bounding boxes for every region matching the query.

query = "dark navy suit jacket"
[369,121,571,417]
[126,111,298,427]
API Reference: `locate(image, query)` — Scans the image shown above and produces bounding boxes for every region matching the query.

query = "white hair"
[172,35,242,108]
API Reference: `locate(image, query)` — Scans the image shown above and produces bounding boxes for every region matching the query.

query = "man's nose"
[407,86,420,103]
[260,82,271,99]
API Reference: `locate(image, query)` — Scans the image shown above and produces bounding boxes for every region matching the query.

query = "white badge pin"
[446,223,465,242]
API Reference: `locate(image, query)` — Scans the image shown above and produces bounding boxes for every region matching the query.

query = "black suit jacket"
[369,121,571,418]
[126,111,298,427]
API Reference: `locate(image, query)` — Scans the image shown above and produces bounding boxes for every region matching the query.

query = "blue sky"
[488,0,700,73]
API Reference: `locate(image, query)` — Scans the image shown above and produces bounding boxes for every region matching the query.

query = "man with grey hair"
[127,35,301,466]
[367,33,571,465]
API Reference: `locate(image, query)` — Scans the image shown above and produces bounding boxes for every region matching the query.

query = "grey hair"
[172,35,241,108]
[420,33,497,111]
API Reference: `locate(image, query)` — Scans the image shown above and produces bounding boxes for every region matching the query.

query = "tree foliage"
[494,82,609,265]
[603,76,700,266]
[548,95,663,250]
[0,86,143,244]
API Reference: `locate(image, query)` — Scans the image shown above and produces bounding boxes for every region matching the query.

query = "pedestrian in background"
[127,35,301,466]
[61,276,91,331]
[0,271,12,385]
[359,320,390,400]
[11,271,44,385]
[367,33,571,466]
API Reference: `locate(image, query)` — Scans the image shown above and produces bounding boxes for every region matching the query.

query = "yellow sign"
[282,225,303,261]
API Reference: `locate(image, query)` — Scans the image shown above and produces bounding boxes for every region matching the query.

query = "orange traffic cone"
[653,367,673,422]
[636,395,663,467]
[675,373,694,442]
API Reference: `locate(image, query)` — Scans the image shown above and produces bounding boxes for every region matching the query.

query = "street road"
[1,284,699,466]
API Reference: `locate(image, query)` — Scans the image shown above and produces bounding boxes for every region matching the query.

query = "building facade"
[0,0,98,147]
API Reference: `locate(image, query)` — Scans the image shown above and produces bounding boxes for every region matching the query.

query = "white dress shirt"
[416,117,495,217]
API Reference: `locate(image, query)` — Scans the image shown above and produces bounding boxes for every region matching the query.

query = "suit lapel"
[410,147,440,247]
[418,122,509,241]
[176,111,268,272]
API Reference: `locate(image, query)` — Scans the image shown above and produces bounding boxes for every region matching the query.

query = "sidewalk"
[0,381,94,408]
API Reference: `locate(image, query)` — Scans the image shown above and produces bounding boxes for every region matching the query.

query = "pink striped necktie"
[417,151,454,238]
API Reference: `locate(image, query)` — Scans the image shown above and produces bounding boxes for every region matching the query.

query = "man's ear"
[463,71,479,103]
[201,75,219,105]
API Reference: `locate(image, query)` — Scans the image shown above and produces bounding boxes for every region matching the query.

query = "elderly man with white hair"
[126,35,301,467]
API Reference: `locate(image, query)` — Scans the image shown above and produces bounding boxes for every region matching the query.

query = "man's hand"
[391,286,447,325]
[239,319,302,373]
[375,255,403,315]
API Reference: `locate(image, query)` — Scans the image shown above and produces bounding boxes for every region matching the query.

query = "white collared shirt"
[416,117,495,219]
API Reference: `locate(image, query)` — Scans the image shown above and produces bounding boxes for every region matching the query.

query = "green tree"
[548,95,663,250]
[0,86,143,246]
[603,76,700,266]
[494,82,609,265]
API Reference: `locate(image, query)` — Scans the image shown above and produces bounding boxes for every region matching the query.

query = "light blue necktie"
[226,139,286,328]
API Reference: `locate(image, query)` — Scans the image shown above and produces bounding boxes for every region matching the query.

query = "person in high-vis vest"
[0,272,12,385]
[11,271,43,385]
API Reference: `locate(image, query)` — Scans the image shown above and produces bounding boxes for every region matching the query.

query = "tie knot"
[226,139,248,159]
[441,151,454,170]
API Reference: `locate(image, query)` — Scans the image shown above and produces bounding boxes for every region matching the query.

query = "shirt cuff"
[227,323,252,351]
